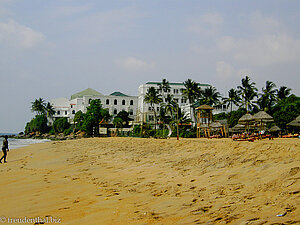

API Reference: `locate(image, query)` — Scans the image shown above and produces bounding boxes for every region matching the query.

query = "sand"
[0,137,299,225]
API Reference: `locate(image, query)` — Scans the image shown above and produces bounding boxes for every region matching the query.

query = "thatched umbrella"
[253,111,273,131]
[238,113,254,133]
[269,125,281,132]
[232,124,245,132]
[287,119,300,127]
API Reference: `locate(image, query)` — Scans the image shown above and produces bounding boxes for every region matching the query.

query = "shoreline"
[1,138,299,224]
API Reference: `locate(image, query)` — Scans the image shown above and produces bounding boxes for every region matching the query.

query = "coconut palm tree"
[31,98,46,115]
[164,93,177,119]
[277,86,291,101]
[200,86,221,106]
[144,87,163,131]
[258,81,277,112]
[182,79,201,124]
[45,102,55,118]
[223,88,240,112]
[158,78,171,102]
[237,76,258,112]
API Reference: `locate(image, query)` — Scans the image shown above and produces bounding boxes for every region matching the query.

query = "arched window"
[106,99,109,105]
[122,100,126,105]
[114,109,117,114]
[130,100,133,105]
[72,110,75,114]
[114,99,117,105]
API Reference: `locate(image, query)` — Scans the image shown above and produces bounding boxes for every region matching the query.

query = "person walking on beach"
[0,135,9,163]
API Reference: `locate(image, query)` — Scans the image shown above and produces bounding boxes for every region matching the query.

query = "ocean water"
[0,135,50,150]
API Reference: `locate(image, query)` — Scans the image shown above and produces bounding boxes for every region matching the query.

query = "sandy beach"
[0,137,299,224]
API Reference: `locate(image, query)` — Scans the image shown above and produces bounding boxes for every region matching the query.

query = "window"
[71,105,73,108]
[72,110,75,114]
[149,115,154,121]
[65,111,67,115]
[122,100,126,105]
[114,99,117,105]
[130,100,133,105]
[114,109,117,114]
[157,107,160,111]
[106,99,109,105]
[181,98,187,103]
[173,89,179,94]
[57,111,60,115]
[129,110,133,115]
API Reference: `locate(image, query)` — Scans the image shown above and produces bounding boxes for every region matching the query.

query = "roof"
[253,111,273,121]
[146,82,211,87]
[110,91,129,97]
[287,119,300,127]
[238,113,254,123]
[196,104,214,110]
[269,125,281,132]
[71,88,102,100]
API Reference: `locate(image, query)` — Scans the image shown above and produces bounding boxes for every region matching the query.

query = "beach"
[0,137,299,224]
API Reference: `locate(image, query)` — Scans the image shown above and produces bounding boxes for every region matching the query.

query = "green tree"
[223,88,240,112]
[53,117,70,133]
[82,99,110,136]
[74,110,84,131]
[113,117,123,128]
[271,95,300,129]
[45,102,55,122]
[257,81,277,112]
[200,86,221,106]
[25,115,49,134]
[31,98,46,115]
[182,79,201,124]
[277,86,291,101]
[157,78,171,102]
[116,110,132,127]
[237,76,258,112]
[144,87,162,131]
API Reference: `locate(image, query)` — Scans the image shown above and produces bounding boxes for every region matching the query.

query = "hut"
[269,125,281,137]
[196,105,214,138]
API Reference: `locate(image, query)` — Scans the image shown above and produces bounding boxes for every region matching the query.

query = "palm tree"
[31,98,46,115]
[237,76,258,112]
[158,78,171,102]
[45,102,55,118]
[164,93,177,119]
[182,79,201,124]
[144,87,163,131]
[258,81,277,112]
[201,86,221,106]
[223,88,240,112]
[277,86,291,100]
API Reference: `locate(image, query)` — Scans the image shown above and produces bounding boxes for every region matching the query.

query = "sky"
[0,0,299,132]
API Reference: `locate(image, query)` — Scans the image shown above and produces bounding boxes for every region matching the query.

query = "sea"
[0,133,50,149]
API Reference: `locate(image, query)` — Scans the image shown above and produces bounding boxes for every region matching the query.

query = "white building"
[50,88,138,123]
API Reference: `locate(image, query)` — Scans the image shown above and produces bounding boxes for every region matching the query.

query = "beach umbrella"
[287,119,300,127]
[238,113,254,133]
[253,111,274,122]
[269,125,281,132]
[253,111,274,131]
[232,124,245,132]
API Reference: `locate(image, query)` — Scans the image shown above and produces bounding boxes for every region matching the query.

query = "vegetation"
[25,75,298,139]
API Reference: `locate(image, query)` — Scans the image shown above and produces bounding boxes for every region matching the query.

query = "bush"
[25,115,49,134]
[53,117,70,133]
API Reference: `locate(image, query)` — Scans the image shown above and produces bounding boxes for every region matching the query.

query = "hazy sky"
[0,0,299,132]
